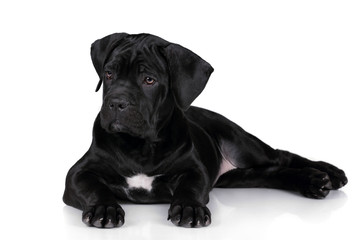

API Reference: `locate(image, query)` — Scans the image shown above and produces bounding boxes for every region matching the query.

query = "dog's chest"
[121,173,172,203]
[125,174,155,191]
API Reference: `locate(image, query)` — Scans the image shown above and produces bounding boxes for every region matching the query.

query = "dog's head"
[91,33,213,139]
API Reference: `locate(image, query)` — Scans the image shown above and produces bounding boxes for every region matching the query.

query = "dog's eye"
[105,71,112,80]
[144,77,156,85]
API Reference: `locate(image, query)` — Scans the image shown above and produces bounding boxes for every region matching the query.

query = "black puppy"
[63,33,347,228]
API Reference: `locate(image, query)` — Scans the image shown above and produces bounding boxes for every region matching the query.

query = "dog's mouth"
[109,120,128,133]
[108,119,145,135]
[100,108,147,136]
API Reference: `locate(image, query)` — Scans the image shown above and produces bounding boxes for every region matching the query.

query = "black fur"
[63,33,347,228]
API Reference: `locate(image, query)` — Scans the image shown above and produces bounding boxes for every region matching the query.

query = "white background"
[0,0,359,239]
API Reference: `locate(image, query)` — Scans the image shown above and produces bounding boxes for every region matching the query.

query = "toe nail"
[204,215,211,225]
[104,219,114,228]
[93,219,103,228]
[195,220,201,227]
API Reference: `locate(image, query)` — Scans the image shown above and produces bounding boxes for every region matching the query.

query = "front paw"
[82,204,125,228]
[168,203,211,228]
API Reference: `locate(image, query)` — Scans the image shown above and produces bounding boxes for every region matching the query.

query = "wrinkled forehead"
[105,37,169,74]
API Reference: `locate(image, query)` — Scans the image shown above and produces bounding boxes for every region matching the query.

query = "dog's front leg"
[63,170,125,228]
[168,169,212,228]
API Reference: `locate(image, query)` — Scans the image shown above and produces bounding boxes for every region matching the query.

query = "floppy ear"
[91,33,129,92]
[163,43,214,110]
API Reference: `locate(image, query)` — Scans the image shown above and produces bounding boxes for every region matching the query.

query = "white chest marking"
[126,174,155,192]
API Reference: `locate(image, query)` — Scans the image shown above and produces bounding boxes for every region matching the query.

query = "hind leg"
[218,141,347,195]
[185,107,347,196]
[216,131,347,192]
[214,166,333,199]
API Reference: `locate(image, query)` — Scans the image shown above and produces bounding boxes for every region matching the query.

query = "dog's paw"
[168,203,211,228]
[82,204,125,228]
[313,161,348,189]
[297,168,333,199]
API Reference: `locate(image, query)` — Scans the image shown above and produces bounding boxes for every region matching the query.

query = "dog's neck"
[152,106,187,140]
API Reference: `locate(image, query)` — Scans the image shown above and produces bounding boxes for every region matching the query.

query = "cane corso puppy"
[63,33,348,228]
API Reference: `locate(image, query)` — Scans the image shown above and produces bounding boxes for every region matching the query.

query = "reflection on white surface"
[61,188,349,240]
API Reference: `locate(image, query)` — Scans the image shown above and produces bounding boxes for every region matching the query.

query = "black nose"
[108,98,130,111]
